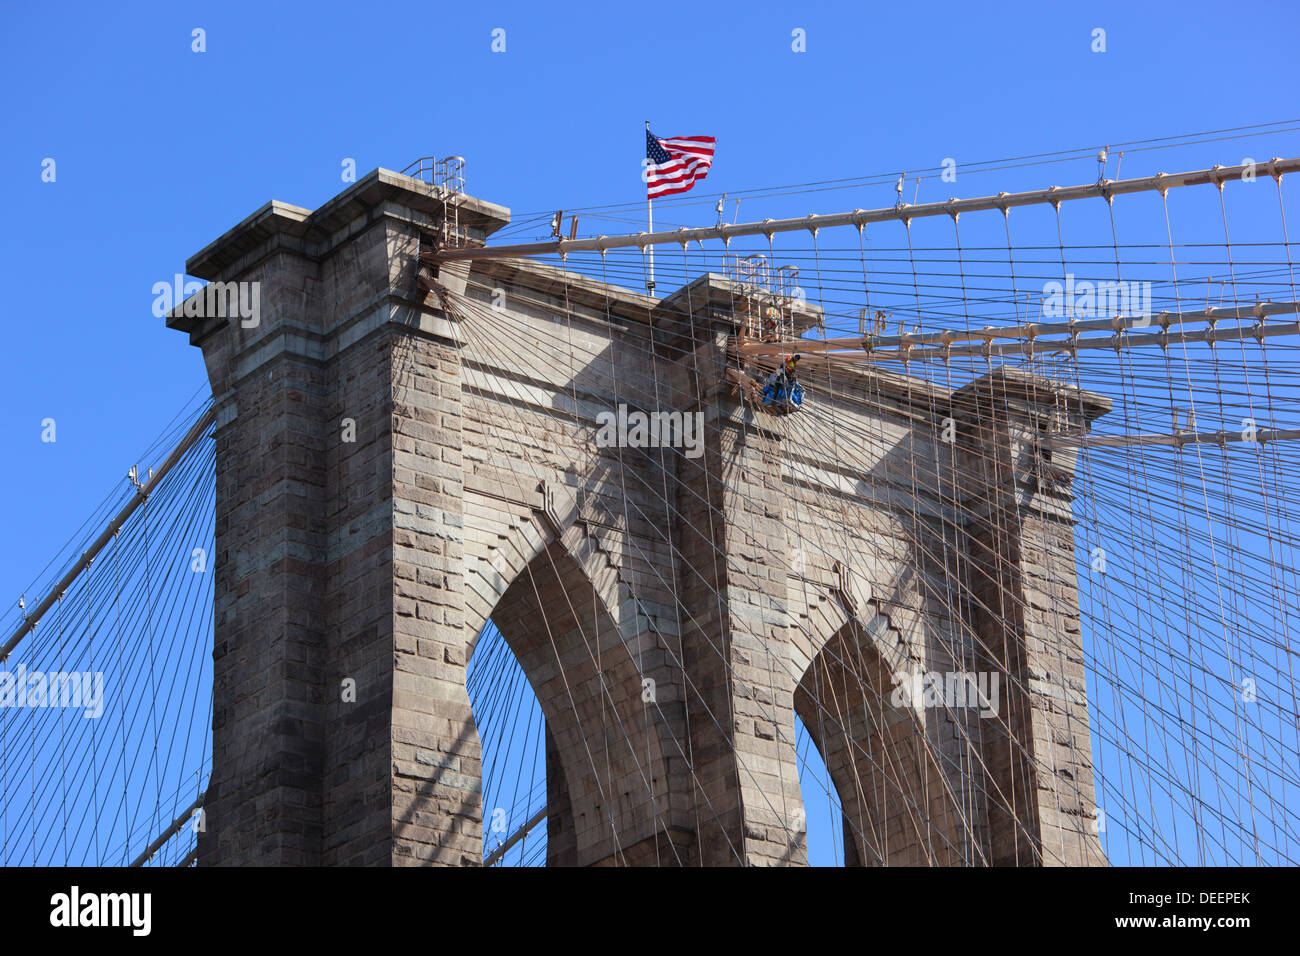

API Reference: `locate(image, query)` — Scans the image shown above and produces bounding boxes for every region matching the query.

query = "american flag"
[645,129,716,199]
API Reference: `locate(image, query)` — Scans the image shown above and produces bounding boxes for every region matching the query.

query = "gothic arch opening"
[467,618,548,866]
[794,618,968,866]
[464,537,678,866]
[794,712,846,865]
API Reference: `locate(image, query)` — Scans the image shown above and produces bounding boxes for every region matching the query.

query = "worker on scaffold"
[764,353,799,387]
[780,353,799,387]
[761,353,803,410]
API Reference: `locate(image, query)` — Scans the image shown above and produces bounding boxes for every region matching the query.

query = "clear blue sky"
[3,0,1296,573]
[2,0,1297,865]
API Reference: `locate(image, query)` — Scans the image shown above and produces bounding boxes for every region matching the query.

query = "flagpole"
[645,120,655,294]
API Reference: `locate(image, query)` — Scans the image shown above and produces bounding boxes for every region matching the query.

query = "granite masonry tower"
[168,166,1108,867]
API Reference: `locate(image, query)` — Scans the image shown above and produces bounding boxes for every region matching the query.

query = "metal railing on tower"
[401,155,467,247]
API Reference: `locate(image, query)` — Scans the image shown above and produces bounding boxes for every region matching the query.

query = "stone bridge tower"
[168,167,1109,866]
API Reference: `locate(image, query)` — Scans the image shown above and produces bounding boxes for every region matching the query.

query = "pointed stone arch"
[791,565,970,866]
[461,479,686,866]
